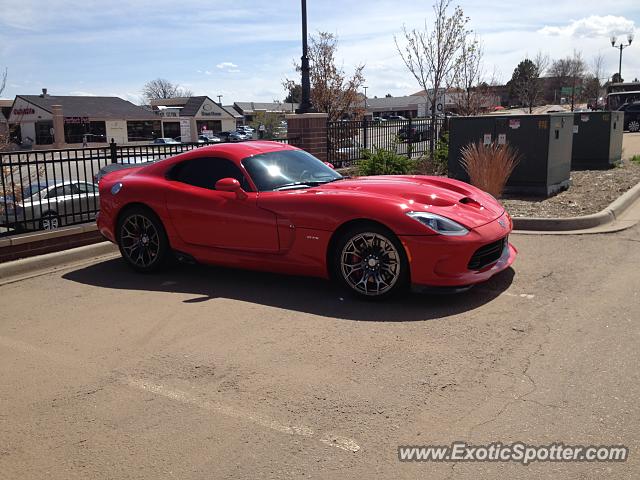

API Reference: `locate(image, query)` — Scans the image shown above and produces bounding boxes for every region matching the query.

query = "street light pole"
[611,34,634,82]
[296,0,313,114]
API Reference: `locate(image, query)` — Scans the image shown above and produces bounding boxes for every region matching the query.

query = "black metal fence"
[0,138,294,237]
[327,117,446,167]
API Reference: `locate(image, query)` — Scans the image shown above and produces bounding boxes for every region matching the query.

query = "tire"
[628,120,640,133]
[331,224,410,299]
[117,206,170,273]
[40,212,60,231]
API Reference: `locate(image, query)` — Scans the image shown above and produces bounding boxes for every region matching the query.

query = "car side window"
[46,185,78,198]
[169,157,251,191]
[77,182,98,194]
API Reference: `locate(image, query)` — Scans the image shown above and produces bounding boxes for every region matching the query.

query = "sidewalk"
[623,132,640,160]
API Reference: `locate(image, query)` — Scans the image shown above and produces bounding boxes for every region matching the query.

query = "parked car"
[198,135,222,144]
[232,131,248,140]
[0,180,99,231]
[216,131,246,142]
[97,142,516,299]
[387,115,407,121]
[238,125,255,134]
[618,102,640,132]
[371,117,388,124]
[335,138,364,159]
[236,127,254,139]
[151,138,180,145]
[398,124,432,142]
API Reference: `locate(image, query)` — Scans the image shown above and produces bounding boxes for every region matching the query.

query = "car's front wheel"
[117,206,169,272]
[628,120,640,132]
[332,224,409,299]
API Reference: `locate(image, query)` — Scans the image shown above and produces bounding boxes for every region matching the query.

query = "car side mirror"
[324,162,335,169]
[215,177,248,199]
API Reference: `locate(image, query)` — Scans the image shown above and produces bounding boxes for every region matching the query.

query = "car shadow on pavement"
[62,258,515,322]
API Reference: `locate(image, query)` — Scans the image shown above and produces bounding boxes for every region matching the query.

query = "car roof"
[141,140,298,175]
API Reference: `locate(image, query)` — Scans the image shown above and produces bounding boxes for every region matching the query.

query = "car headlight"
[406,211,469,236]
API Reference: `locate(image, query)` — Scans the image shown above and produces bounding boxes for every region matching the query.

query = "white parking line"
[126,378,361,453]
[504,292,536,299]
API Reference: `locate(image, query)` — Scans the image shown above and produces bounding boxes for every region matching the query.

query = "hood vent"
[459,197,482,208]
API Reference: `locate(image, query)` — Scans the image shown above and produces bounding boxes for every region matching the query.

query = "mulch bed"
[501,160,640,218]
[337,158,640,219]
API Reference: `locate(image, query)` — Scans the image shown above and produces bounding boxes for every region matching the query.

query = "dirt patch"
[501,159,640,218]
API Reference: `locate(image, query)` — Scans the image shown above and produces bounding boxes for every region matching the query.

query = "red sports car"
[97,141,516,298]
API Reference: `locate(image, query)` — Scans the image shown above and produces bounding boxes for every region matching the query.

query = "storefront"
[151,96,237,142]
[8,91,160,148]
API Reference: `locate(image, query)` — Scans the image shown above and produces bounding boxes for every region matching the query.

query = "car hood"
[313,175,505,229]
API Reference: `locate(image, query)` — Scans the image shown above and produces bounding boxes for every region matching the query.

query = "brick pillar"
[51,104,65,148]
[189,118,198,142]
[285,113,328,161]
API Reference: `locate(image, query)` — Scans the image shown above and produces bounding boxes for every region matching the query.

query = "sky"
[1,0,639,104]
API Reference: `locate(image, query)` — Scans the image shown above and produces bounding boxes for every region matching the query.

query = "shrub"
[411,133,449,176]
[630,154,640,165]
[432,132,449,174]
[357,143,416,176]
[460,141,521,198]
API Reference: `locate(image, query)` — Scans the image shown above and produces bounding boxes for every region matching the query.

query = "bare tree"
[550,50,586,110]
[395,0,470,151]
[141,78,194,104]
[0,67,6,97]
[285,32,366,122]
[1,68,10,150]
[567,51,586,111]
[451,35,488,115]
[583,53,605,108]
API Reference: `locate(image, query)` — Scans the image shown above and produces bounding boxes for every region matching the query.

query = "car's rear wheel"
[628,120,640,132]
[117,206,169,272]
[40,212,60,230]
[332,224,409,299]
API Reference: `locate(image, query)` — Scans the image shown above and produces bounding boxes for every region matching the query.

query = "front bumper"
[400,213,517,288]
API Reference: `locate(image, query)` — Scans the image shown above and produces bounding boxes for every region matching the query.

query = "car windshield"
[242,149,342,191]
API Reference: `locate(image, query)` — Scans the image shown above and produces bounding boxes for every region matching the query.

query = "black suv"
[618,102,640,132]
[398,124,432,142]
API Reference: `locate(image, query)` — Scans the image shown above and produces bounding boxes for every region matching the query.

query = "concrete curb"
[512,181,640,231]
[0,241,117,283]
[0,223,99,249]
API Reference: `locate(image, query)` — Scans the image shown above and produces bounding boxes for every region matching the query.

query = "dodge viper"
[97,141,516,298]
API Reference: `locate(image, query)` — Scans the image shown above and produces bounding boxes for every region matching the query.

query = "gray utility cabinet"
[448,114,573,196]
[571,111,623,169]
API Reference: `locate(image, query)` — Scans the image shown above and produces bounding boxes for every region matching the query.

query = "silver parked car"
[0,181,99,231]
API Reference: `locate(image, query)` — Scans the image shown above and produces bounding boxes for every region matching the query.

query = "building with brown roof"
[8,89,159,148]
[149,96,237,141]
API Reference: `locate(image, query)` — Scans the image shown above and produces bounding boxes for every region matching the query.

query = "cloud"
[539,15,635,39]
[216,62,239,70]
[68,90,97,96]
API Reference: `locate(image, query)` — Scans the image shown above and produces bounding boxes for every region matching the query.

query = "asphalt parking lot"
[1,225,639,479]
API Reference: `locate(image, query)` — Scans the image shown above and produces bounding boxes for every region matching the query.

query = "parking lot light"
[296,0,313,114]
[611,34,633,82]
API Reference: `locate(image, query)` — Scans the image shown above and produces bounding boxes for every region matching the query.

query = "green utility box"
[448,114,573,197]
[571,111,624,169]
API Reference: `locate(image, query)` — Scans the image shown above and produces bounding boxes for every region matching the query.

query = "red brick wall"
[285,113,328,161]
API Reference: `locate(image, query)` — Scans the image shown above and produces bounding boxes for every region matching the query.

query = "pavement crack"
[467,321,553,437]
[619,237,640,243]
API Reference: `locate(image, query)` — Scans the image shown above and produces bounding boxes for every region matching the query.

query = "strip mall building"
[6,91,237,149]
